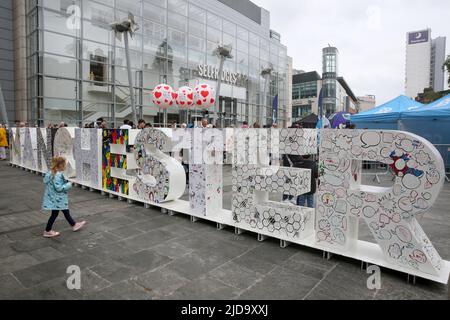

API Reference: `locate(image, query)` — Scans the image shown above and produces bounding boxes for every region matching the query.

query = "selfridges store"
[26,0,290,127]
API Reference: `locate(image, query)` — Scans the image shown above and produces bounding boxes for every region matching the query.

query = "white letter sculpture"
[133,128,186,203]
[232,129,317,240]
[317,130,445,275]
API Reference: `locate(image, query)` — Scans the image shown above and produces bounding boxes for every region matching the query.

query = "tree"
[417,87,444,104]
[444,55,450,88]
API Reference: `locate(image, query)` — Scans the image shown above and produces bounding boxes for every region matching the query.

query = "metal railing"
[433,144,450,182]
[362,144,450,184]
[361,161,392,184]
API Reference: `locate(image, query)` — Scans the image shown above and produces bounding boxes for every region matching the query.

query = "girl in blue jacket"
[42,157,86,238]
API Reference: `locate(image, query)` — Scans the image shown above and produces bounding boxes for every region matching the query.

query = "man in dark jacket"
[282,153,318,208]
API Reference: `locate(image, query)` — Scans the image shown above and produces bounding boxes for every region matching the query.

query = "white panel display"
[36,128,52,173]
[74,128,102,189]
[189,128,223,217]
[9,128,21,166]
[53,127,76,178]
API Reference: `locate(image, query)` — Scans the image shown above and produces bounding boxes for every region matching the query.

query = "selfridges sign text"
[197,64,247,87]
[8,127,449,284]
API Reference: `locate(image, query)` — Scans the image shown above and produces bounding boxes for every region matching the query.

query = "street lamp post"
[111,13,139,126]
[260,64,273,126]
[213,44,233,127]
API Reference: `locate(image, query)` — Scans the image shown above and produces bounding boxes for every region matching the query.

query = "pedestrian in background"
[296,154,318,208]
[42,157,86,238]
[0,124,8,160]
[138,119,146,129]
[120,119,132,130]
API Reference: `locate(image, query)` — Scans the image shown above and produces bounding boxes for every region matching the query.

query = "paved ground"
[0,160,449,300]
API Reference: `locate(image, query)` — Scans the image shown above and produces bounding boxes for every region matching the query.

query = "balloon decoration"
[175,86,194,108]
[194,84,216,108]
[152,84,175,108]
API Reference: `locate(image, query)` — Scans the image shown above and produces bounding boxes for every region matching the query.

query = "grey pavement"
[0,160,449,300]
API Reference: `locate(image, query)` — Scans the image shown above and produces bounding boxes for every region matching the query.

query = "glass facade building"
[322,46,338,116]
[25,0,289,127]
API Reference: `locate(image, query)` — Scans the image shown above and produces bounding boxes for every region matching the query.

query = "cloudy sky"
[253,0,450,105]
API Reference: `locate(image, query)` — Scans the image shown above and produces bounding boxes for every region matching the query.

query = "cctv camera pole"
[111,13,139,126]
[163,74,168,127]
[260,66,273,126]
[213,45,233,128]
[123,33,138,126]
[261,75,268,125]
[214,56,225,127]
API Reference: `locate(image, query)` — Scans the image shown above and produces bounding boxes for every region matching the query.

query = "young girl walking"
[42,156,86,238]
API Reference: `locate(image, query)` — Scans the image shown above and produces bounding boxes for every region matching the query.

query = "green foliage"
[444,55,450,87]
[421,88,443,104]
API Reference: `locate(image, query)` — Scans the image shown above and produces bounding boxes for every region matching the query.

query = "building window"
[292,81,317,100]
[90,54,107,85]
[293,105,311,118]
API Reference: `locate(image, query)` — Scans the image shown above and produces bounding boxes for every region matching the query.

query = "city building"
[0,1,15,123]
[2,0,291,128]
[431,36,446,92]
[405,29,446,99]
[322,46,339,115]
[357,95,376,112]
[291,71,359,123]
[291,46,360,123]
[336,77,358,114]
[292,71,321,122]
[286,56,293,127]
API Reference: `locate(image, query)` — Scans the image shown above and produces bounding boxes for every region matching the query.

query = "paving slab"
[0,161,449,299]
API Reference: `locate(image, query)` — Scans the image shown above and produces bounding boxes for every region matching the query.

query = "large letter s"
[133,128,186,203]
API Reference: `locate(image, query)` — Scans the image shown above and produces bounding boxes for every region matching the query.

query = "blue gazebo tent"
[351,95,423,129]
[400,94,450,120]
[399,94,450,147]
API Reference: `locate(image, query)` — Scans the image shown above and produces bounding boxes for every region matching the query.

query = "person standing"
[296,155,318,208]
[138,119,146,129]
[0,124,8,160]
[120,119,132,130]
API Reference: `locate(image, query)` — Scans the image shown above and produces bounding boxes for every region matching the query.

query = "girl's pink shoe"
[43,230,60,238]
[73,221,86,232]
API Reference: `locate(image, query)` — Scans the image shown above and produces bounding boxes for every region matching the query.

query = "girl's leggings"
[45,210,76,232]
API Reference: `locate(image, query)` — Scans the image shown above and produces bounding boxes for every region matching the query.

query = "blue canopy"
[400,94,450,120]
[351,95,423,122]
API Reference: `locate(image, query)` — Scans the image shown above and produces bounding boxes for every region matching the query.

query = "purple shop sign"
[408,30,429,45]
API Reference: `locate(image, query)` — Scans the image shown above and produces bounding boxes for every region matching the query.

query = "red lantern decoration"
[152,84,175,108]
[193,83,215,108]
[175,86,194,108]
